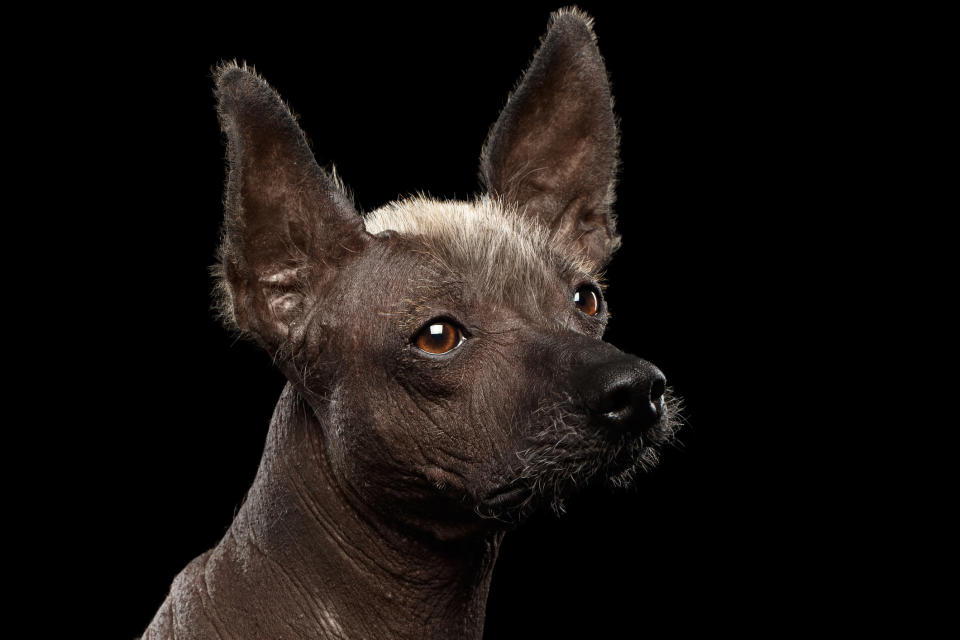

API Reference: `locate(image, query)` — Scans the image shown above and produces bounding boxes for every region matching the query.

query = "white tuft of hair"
[364,195,599,301]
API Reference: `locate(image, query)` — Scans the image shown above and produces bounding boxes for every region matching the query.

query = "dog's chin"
[476,388,681,525]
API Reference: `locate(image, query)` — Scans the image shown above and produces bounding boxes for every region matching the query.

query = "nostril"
[650,376,665,403]
[603,384,634,414]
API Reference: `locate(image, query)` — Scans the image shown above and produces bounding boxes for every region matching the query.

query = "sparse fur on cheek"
[477,387,683,522]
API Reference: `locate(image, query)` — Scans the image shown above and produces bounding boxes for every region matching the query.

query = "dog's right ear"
[213,62,370,354]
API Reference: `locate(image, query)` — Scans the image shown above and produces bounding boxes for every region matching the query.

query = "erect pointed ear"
[480,7,621,267]
[213,61,369,354]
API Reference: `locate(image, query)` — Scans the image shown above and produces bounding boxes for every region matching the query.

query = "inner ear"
[480,8,621,267]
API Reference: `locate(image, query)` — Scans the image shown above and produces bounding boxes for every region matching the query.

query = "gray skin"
[143,8,678,640]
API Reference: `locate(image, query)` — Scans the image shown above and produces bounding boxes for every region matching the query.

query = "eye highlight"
[573,285,600,316]
[413,321,465,355]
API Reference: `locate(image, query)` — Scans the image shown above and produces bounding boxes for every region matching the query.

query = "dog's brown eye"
[414,321,464,354]
[573,285,600,316]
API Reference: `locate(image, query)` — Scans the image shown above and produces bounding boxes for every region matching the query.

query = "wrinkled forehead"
[363,196,597,306]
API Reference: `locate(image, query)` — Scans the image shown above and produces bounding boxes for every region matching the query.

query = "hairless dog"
[143,7,679,638]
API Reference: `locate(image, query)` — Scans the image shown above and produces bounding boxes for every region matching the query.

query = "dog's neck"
[188,383,502,640]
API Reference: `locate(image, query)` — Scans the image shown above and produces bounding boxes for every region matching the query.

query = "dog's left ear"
[480,8,621,266]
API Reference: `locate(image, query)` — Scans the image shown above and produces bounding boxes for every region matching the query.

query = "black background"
[66,3,871,636]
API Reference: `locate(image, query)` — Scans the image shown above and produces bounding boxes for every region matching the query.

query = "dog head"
[213,8,678,538]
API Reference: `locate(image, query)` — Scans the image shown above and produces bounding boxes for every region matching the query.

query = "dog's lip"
[482,484,531,508]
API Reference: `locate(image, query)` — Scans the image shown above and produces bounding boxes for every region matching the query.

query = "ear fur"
[480,7,621,267]
[212,61,369,354]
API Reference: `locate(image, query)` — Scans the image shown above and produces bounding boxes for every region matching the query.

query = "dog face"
[212,8,677,536]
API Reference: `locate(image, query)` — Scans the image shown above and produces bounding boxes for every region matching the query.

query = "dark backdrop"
[76,3,853,636]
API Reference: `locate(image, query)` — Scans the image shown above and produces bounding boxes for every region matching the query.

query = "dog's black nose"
[587,360,666,431]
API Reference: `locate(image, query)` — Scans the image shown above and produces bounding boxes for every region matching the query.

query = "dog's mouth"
[475,482,535,524]
[481,484,532,509]
[477,387,682,522]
